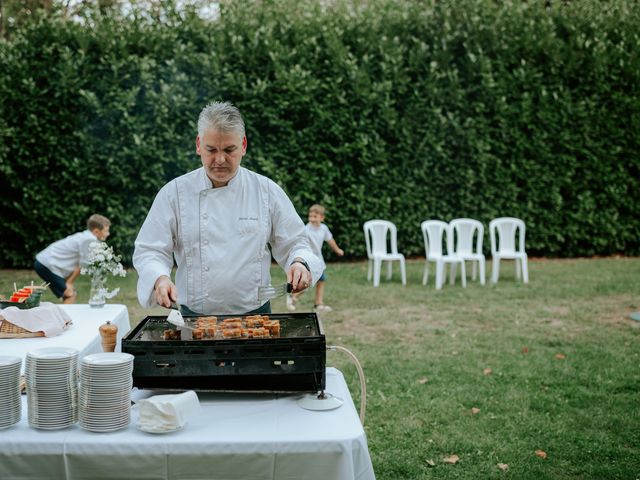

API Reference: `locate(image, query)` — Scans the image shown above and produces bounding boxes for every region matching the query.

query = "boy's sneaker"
[314,304,332,312]
[286,295,296,311]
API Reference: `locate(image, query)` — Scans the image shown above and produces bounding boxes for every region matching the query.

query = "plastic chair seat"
[449,218,486,285]
[421,220,466,290]
[363,220,407,287]
[489,217,528,283]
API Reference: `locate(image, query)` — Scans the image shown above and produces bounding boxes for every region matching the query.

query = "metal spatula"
[258,283,293,303]
[167,302,194,330]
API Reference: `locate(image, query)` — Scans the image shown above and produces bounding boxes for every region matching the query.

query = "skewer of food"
[0,282,48,309]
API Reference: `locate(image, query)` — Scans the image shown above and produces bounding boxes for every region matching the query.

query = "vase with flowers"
[81,241,126,308]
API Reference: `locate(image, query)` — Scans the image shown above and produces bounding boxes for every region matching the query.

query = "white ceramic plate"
[81,353,134,366]
[137,423,183,434]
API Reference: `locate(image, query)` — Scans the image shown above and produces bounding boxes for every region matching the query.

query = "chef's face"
[196,128,247,188]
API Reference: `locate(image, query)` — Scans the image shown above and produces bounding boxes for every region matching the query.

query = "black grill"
[121,313,326,393]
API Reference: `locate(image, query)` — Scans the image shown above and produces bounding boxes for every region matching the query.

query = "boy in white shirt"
[287,204,344,312]
[34,214,111,303]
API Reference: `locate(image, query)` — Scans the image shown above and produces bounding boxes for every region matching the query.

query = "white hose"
[327,345,367,425]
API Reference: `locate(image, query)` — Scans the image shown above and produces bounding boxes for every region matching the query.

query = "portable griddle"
[121,312,326,393]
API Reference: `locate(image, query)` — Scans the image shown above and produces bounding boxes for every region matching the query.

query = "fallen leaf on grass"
[452,351,459,356]
[554,353,566,360]
[483,368,493,376]
[417,377,428,384]
[471,407,481,414]
[535,449,547,459]
[522,346,529,353]
[497,463,509,471]
[425,459,436,467]
[443,454,459,464]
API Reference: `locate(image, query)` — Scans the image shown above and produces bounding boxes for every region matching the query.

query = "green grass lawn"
[2,257,639,479]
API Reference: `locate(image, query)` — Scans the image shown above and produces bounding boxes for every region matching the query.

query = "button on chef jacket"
[133,167,322,315]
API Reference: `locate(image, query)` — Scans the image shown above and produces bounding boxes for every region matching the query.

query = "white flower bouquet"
[81,241,126,306]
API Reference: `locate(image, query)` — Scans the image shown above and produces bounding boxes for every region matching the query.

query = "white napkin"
[0,302,72,337]
[136,391,201,433]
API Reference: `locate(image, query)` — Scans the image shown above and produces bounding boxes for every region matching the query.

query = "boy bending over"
[34,214,111,303]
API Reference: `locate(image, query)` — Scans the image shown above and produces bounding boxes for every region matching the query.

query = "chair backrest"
[421,220,449,259]
[363,220,399,257]
[489,217,526,255]
[449,218,484,255]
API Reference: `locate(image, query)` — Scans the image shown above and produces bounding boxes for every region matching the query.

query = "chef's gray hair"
[197,101,245,139]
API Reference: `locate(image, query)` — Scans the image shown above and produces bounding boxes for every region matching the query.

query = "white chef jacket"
[133,166,322,314]
[35,230,98,278]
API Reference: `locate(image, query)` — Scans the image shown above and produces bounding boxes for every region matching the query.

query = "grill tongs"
[258,283,293,303]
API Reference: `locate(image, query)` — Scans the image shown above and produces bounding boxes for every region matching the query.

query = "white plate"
[137,423,183,434]
[27,347,78,359]
[81,353,134,366]
[0,356,21,366]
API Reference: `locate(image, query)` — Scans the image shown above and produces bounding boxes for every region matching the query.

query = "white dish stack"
[0,355,22,430]
[25,347,79,430]
[79,352,134,432]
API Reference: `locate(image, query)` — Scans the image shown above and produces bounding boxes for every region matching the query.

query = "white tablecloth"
[1,304,130,373]
[0,368,375,480]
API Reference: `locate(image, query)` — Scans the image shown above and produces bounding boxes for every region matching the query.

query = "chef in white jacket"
[133,101,322,315]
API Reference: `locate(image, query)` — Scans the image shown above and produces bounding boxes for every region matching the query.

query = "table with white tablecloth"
[1,304,131,373]
[0,367,375,480]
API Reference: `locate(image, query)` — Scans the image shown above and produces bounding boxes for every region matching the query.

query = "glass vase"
[89,274,106,308]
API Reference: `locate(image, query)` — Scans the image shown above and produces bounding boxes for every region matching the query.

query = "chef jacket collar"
[200,167,242,191]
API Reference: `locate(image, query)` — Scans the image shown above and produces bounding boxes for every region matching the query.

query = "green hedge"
[1,0,639,268]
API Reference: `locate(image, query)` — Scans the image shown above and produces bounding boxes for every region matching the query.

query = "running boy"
[34,214,111,303]
[287,204,344,312]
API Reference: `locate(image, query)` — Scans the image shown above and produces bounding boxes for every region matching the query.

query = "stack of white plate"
[25,347,79,430]
[79,352,134,433]
[0,355,22,430]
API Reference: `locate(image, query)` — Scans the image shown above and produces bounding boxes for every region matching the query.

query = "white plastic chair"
[489,217,528,283]
[363,220,407,287]
[449,218,486,285]
[421,220,466,290]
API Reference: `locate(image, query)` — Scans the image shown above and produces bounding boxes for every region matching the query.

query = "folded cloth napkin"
[0,302,72,337]
[136,391,201,433]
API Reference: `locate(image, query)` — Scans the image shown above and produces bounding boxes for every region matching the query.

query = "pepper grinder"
[99,320,118,352]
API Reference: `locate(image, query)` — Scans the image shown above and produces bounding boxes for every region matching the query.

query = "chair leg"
[516,258,521,280]
[460,261,467,288]
[422,261,429,286]
[436,261,444,290]
[367,259,372,282]
[386,261,393,280]
[373,258,382,287]
[450,263,457,285]
[400,259,406,286]
[479,258,486,285]
[521,256,529,283]
[491,258,500,283]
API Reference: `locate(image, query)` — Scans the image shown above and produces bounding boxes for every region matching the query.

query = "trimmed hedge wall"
[1,0,639,267]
